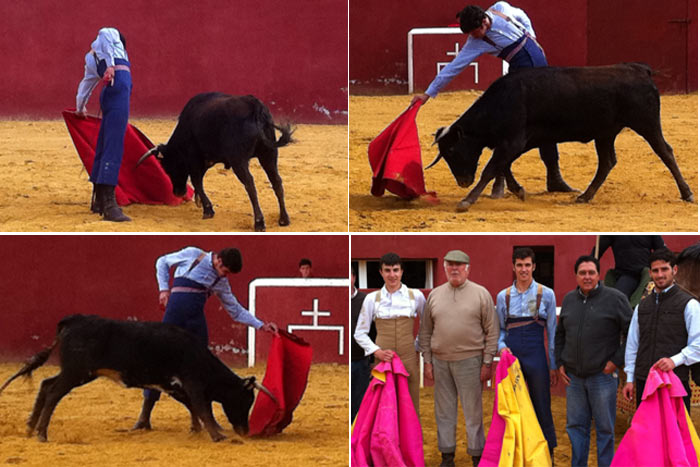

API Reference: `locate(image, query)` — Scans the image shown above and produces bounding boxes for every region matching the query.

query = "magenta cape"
[248,330,312,436]
[611,368,700,467]
[368,101,438,202]
[62,109,193,206]
[480,349,550,467]
[351,355,424,467]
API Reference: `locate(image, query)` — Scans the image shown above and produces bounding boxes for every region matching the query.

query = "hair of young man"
[218,247,243,273]
[512,247,536,264]
[457,5,486,33]
[649,247,676,267]
[574,255,600,274]
[299,258,312,268]
[379,252,402,269]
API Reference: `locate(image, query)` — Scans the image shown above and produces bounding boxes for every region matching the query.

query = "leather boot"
[90,183,102,214]
[472,455,481,466]
[99,184,131,222]
[439,452,455,467]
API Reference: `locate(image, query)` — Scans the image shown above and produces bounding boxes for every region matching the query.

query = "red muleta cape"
[248,330,312,436]
[368,101,438,202]
[62,109,193,206]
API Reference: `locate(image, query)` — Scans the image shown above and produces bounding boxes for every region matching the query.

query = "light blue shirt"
[75,28,129,113]
[155,246,263,329]
[496,280,557,370]
[624,284,700,382]
[425,1,535,98]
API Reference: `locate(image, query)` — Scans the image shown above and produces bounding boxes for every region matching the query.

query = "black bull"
[137,92,294,232]
[0,315,275,442]
[428,63,694,211]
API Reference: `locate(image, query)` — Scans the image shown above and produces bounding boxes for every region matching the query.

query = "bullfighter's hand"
[653,357,676,372]
[499,347,511,357]
[261,322,279,335]
[103,66,115,83]
[558,366,571,386]
[622,382,634,401]
[602,360,617,375]
[425,362,433,381]
[374,349,393,362]
[410,94,429,107]
[75,109,87,118]
[158,290,170,310]
[480,363,492,383]
[550,369,559,387]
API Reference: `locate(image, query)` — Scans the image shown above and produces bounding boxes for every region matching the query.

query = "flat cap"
[444,250,470,264]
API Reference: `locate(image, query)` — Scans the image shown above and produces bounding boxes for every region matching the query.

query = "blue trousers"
[351,357,372,423]
[565,371,618,467]
[91,58,131,186]
[505,320,557,449]
[502,36,548,71]
[145,277,209,401]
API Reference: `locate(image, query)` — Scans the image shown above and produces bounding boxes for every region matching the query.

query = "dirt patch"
[0,363,347,466]
[350,92,698,231]
[417,385,700,466]
[0,120,347,232]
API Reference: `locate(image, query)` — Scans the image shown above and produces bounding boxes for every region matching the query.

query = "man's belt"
[171,286,207,294]
[113,64,130,72]
[506,318,545,330]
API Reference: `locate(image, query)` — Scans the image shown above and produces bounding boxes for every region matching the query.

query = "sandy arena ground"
[0,120,348,232]
[350,92,698,232]
[416,384,700,467]
[0,362,347,466]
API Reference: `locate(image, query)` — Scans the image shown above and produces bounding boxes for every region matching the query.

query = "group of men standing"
[351,246,700,467]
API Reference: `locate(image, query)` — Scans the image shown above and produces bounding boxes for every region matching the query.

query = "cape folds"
[62,109,193,206]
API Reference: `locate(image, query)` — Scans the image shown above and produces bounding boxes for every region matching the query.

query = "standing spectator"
[622,247,700,412]
[298,258,313,278]
[75,27,133,221]
[354,252,426,415]
[418,250,498,467]
[555,255,632,467]
[350,266,374,422]
[495,247,558,457]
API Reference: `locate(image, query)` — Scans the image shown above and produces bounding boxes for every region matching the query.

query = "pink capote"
[368,101,438,203]
[351,355,424,467]
[611,368,700,467]
[62,109,193,206]
[480,349,550,467]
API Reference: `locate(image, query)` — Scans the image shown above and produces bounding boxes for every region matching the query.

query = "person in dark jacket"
[622,247,700,412]
[593,235,665,299]
[350,266,374,422]
[555,255,632,467]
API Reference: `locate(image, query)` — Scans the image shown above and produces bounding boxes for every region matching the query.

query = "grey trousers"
[433,355,485,456]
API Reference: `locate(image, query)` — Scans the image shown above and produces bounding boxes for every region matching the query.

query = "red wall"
[0,235,349,365]
[350,0,696,93]
[351,235,700,302]
[1,0,347,123]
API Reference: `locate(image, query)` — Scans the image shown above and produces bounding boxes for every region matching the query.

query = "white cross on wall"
[288,298,345,355]
[300,299,330,326]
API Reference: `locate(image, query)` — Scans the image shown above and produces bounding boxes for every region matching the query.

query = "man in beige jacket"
[419,250,499,467]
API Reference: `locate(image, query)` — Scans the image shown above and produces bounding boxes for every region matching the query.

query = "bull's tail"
[0,339,58,395]
[273,123,295,148]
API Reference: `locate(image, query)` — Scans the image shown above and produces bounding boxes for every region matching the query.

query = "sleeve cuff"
[671,353,684,368]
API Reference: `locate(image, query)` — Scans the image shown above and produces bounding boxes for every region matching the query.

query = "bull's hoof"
[456,200,472,212]
[230,438,244,445]
[683,193,695,203]
[547,179,575,193]
[490,189,505,199]
[254,222,266,232]
[26,427,34,438]
[37,433,47,443]
[279,214,290,226]
[516,188,527,201]
[202,211,215,219]
[190,424,202,433]
[575,195,591,204]
[132,420,152,431]
[210,432,226,442]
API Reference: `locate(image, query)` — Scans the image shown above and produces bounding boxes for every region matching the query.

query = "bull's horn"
[254,381,279,406]
[136,147,159,167]
[425,153,443,170]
